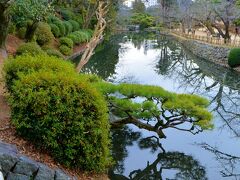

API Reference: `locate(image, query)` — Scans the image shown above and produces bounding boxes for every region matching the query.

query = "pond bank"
[165,32,240,72]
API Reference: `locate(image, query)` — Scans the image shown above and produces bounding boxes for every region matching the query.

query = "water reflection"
[80,32,240,179]
[109,126,207,180]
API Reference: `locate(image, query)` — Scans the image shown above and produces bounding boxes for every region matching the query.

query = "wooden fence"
[170,30,240,47]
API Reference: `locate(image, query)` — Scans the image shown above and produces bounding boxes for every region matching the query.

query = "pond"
[76,32,240,179]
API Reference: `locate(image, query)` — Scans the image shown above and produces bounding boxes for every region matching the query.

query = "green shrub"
[16,42,45,56]
[59,45,72,56]
[17,27,27,39]
[67,30,91,45]
[67,34,78,44]
[3,53,75,91]
[60,9,75,20]
[59,37,73,49]
[228,48,240,67]
[49,24,60,38]
[54,21,66,37]
[8,23,16,34]
[35,23,54,46]
[63,21,73,35]
[68,20,80,31]
[45,49,64,59]
[9,71,111,171]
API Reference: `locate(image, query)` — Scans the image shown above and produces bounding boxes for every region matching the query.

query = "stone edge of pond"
[161,31,240,73]
[0,141,75,180]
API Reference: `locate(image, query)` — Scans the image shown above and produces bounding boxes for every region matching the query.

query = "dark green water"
[76,32,240,179]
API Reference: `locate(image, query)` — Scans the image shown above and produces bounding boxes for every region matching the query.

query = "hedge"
[3,53,75,91]
[35,23,54,46]
[16,42,45,56]
[228,48,240,67]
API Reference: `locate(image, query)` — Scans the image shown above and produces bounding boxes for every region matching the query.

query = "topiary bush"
[59,45,72,56]
[49,23,60,38]
[35,23,54,46]
[8,70,111,171]
[45,49,64,59]
[16,42,45,56]
[3,53,75,91]
[63,21,73,35]
[17,27,27,39]
[67,30,91,45]
[54,21,66,37]
[228,48,240,67]
[68,20,80,32]
[60,8,75,21]
[59,37,73,49]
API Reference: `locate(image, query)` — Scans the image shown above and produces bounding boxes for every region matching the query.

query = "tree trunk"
[76,1,108,72]
[25,22,39,42]
[0,4,10,59]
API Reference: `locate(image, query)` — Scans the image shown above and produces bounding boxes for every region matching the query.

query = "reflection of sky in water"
[87,34,240,179]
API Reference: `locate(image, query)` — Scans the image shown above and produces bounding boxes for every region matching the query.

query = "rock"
[54,169,71,180]
[6,172,30,180]
[13,156,39,176]
[0,142,19,177]
[34,164,55,180]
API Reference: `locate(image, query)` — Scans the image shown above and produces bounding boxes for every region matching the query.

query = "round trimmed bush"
[59,45,72,56]
[35,23,54,46]
[3,53,75,91]
[17,27,27,39]
[16,42,45,56]
[9,71,111,171]
[59,37,73,49]
[54,21,66,37]
[68,20,80,31]
[228,48,240,67]
[67,34,78,44]
[8,23,16,34]
[49,24,60,38]
[45,49,64,59]
[63,21,73,35]
[60,9,75,20]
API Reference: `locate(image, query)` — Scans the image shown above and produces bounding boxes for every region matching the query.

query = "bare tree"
[76,1,109,72]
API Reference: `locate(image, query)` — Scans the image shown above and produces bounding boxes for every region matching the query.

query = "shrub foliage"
[4,54,111,172]
[228,48,240,67]
[35,23,54,46]
[16,42,45,56]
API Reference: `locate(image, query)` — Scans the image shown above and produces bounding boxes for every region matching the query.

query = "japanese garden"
[0,0,240,179]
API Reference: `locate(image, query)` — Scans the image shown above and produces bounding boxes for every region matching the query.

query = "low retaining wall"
[0,141,74,180]
[168,33,232,67]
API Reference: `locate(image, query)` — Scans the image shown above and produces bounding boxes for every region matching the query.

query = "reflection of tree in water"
[78,35,122,80]
[199,143,240,178]
[109,126,207,180]
[154,38,240,137]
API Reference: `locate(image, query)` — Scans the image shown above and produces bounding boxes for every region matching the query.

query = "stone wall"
[169,33,232,67]
[0,141,74,180]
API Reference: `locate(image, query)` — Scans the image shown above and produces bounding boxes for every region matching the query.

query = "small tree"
[11,0,54,41]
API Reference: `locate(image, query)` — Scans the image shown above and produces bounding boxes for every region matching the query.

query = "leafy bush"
[3,53,75,91]
[68,20,80,31]
[59,45,72,56]
[63,21,73,35]
[45,49,64,59]
[60,8,75,20]
[131,13,156,30]
[35,23,54,46]
[54,21,66,37]
[67,30,91,45]
[8,23,16,34]
[49,23,60,37]
[17,27,27,39]
[16,42,45,56]
[59,37,73,49]
[228,48,240,67]
[8,70,111,171]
